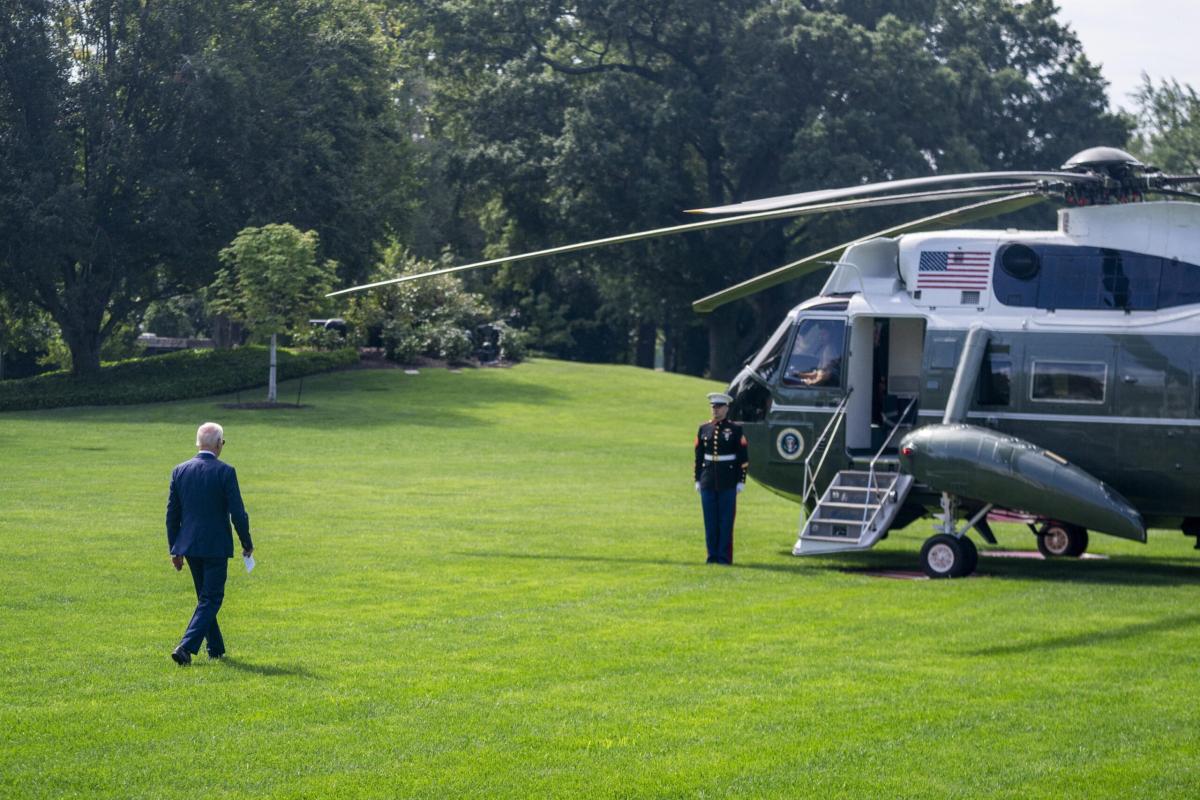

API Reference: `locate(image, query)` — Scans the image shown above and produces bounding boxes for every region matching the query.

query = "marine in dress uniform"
[694,392,749,564]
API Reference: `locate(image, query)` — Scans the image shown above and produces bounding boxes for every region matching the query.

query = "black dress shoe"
[208,652,225,660]
[171,647,192,666]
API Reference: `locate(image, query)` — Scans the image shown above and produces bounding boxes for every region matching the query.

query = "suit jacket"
[166,451,252,558]
[694,419,750,491]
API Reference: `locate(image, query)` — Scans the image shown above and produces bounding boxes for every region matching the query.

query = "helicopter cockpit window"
[751,317,792,384]
[727,318,792,423]
[782,319,845,388]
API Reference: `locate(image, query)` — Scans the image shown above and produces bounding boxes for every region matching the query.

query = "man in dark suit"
[166,421,253,665]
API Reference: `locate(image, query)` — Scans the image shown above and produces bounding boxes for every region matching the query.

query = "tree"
[0,292,53,380]
[404,0,1129,377]
[213,225,336,402]
[0,0,410,375]
[342,243,494,365]
[1131,76,1200,173]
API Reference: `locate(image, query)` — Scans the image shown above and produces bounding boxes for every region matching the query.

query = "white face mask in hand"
[243,554,256,573]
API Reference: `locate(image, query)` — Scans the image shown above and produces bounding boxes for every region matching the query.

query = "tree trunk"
[634,320,656,368]
[705,308,740,382]
[268,333,278,402]
[62,323,103,376]
[212,315,246,349]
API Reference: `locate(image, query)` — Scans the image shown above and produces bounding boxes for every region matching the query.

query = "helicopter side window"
[782,319,845,388]
[997,244,1177,310]
[1159,259,1200,309]
[977,349,1012,406]
[1030,360,1107,404]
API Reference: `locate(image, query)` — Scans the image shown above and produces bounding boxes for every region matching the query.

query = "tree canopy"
[0,0,1147,380]
[403,0,1130,376]
[213,223,336,401]
[1132,76,1200,173]
[0,0,411,374]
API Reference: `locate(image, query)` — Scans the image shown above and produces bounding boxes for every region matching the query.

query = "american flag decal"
[916,250,992,290]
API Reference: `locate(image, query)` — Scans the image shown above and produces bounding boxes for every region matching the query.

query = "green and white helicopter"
[332,146,1200,578]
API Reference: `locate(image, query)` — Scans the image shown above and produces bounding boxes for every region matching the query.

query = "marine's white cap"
[707,392,732,405]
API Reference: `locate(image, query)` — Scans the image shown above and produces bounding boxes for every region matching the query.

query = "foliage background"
[4,0,1178,381]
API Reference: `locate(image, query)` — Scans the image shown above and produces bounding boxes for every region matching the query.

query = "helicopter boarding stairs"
[793,394,917,555]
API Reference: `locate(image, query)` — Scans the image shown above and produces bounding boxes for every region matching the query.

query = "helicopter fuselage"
[728,201,1200,535]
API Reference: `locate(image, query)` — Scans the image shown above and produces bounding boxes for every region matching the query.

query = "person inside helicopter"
[783,319,845,387]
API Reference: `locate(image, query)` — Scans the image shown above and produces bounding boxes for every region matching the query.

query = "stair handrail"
[862,396,919,528]
[800,389,853,520]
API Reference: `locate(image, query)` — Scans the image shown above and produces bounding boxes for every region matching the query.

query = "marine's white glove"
[736,482,745,494]
[694,481,701,492]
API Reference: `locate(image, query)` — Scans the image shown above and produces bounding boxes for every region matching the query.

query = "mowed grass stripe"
[1,359,1198,798]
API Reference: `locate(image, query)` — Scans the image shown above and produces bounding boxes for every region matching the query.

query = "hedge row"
[0,346,360,411]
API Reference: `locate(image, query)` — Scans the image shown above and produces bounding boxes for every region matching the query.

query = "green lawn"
[2,359,1198,799]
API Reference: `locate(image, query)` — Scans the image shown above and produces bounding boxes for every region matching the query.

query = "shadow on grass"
[453,550,824,576]
[216,657,317,679]
[772,547,1200,586]
[967,613,1200,657]
[455,548,1200,586]
[10,368,570,431]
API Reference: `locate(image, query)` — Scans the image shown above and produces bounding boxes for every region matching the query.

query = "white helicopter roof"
[809,201,1200,335]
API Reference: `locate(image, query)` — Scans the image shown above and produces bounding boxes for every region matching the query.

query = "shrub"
[494,321,529,362]
[0,346,358,412]
[342,245,493,365]
[292,325,349,352]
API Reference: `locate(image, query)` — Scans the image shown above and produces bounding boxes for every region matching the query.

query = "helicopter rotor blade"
[1156,175,1200,186]
[1145,188,1200,201]
[689,171,1096,215]
[691,192,1047,314]
[327,184,1040,297]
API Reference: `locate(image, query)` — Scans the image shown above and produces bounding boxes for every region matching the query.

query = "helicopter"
[330,145,1200,578]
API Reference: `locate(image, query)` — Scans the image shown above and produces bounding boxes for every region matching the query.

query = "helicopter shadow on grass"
[454,547,1200,586]
[780,546,1200,587]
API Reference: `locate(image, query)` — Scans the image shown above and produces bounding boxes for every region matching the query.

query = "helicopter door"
[844,317,925,453]
[1115,338,1194,510]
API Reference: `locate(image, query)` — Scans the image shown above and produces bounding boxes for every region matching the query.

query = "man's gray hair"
[196,422,224,450]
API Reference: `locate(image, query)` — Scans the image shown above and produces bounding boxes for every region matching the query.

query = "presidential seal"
[775,427,805,460]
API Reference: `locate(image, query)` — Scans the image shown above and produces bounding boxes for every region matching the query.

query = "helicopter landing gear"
[920,534,977,578]
[1036,522,1089,558]
[919,493,989,578]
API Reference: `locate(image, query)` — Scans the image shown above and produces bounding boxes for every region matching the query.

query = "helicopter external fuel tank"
[898,424,1145,542]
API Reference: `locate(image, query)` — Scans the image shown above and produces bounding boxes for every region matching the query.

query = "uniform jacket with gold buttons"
[694,418,750,491]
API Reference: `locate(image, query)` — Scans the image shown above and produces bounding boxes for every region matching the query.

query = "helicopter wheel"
[919,534,974,579]
[1036,522,1089,558]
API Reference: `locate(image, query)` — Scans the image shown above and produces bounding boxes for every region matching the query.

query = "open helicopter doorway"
[844,317,926,455]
